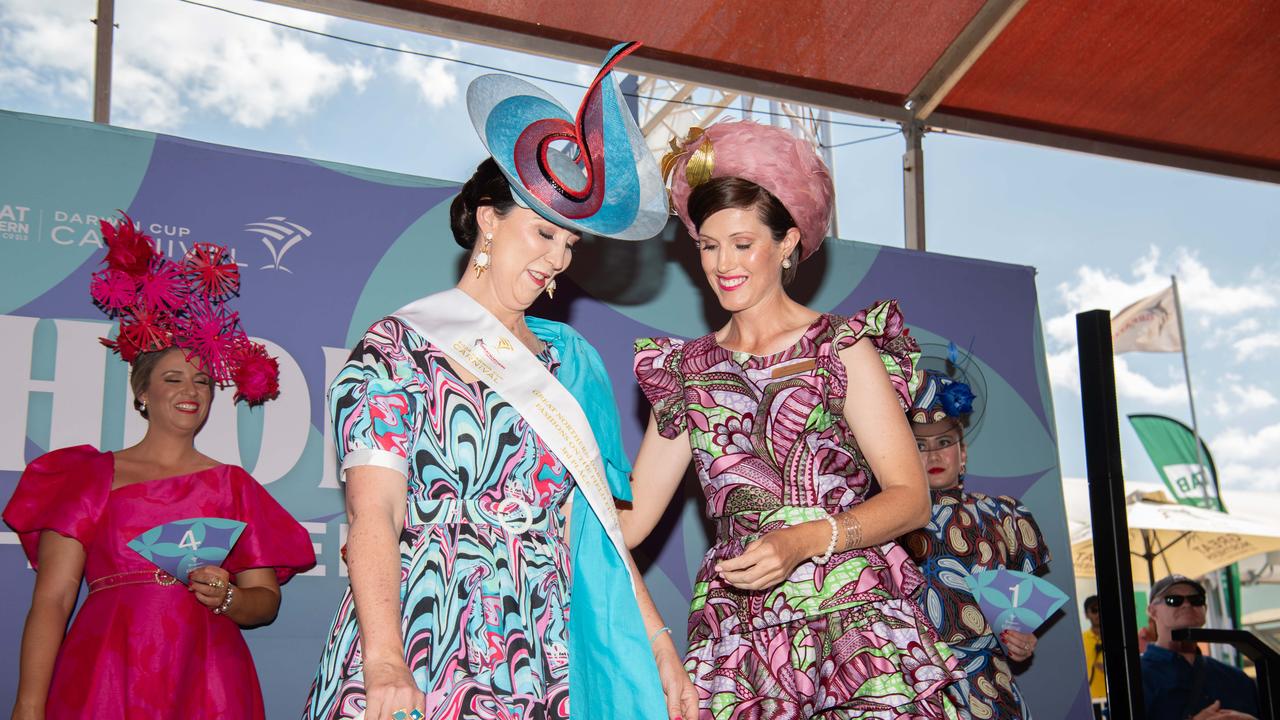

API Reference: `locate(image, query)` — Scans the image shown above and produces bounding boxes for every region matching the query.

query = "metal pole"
[92,0,116,124]
[1077,309,1145,717]
[819,108,838,240]
[903,120,926,251]
[1170,275,1210,505]
[1171,275,1242,647]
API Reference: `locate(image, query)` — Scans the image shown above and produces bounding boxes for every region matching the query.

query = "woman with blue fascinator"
[899,350,1051,719]
[302,43,696,720]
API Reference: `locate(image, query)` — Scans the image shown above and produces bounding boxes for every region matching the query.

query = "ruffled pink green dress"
[634,302,961,720]
[2,445,316,719]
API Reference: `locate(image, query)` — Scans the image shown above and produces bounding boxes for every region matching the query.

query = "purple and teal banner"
[0,110,1088,717]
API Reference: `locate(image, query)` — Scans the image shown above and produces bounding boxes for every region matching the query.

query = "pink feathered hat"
[663,120,834,261]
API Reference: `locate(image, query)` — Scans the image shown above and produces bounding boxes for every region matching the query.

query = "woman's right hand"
[361,660,424,720]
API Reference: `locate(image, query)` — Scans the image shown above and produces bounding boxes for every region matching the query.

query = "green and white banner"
[1128,413,1221,510]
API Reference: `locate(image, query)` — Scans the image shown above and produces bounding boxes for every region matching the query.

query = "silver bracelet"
[213,585,235,615]
[811,511,838,565]
[649,625,672,644]
[840,512,864,551]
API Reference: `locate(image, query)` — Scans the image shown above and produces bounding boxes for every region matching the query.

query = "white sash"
[393,288,634,586]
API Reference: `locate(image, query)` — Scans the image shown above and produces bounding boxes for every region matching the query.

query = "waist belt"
[406,497,557,535]
[715,504,850,539]
[88,568,180,594]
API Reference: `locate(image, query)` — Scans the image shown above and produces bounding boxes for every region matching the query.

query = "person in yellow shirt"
[1082,595,1106,702]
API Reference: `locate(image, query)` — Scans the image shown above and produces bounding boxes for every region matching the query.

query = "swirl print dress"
[900,489,1051,719]
[634,302,961,720]
[303,317,573,720]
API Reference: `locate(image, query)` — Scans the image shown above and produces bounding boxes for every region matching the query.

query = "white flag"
[1111,285,1182,354]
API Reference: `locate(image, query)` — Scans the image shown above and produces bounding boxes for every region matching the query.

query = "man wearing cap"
[1142,574,1260,719]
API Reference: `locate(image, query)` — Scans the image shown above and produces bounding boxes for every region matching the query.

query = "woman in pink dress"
[3,218,315,720]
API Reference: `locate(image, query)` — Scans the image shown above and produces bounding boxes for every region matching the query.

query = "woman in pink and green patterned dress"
[623,121,962,720]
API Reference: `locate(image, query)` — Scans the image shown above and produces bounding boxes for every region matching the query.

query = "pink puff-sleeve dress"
[2,445,316,719]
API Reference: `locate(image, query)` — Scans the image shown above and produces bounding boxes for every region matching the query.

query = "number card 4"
[127,517,247,584]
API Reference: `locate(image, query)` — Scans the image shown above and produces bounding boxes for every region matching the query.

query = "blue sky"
[3,0,1279,498]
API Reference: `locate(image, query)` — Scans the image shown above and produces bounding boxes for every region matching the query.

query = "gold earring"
[546,278,557,299]
[472,232,492,278]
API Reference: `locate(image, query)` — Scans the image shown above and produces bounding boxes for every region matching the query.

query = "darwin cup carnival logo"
[244,216,311,272]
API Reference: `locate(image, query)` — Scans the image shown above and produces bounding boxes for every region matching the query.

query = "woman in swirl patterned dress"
[899,366,1051,719]
[302,43,697,720]
[624,121,961,720]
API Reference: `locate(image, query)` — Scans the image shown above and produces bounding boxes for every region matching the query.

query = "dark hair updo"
[686,176,801,285]
[449,158,518,249]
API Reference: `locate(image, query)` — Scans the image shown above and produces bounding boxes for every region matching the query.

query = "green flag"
[1127,413,1220,510]
[1128,413,1244,642]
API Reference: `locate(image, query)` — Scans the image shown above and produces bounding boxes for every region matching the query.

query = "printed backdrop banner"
[0,110,1090,717]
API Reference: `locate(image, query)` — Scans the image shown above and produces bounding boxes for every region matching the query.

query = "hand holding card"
[963,568,1068,637]
[127,517,246,584]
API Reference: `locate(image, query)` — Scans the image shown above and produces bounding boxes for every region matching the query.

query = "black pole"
[1077,310,1145,716]
[1175,628,1277,719]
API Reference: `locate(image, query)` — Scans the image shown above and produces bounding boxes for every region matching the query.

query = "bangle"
[213,585,235,615]
[839,512,863,551]
[811,512,838,565]
[649,625,671,644]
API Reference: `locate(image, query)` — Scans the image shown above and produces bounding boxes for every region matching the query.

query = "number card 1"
[127,517,247,584]
[963,568,1068,636]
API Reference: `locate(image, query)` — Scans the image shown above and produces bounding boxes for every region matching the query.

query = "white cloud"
[1114,356,1185,405]
[392,43,459,108]
[1211,376,1278,417]
[1209,423,1280,492]
[1051,247,1275,343]
[1045,344,1185,406]
[1206,317,1261,350]
[1217,462,1280,493]
[1046,347,1078,391]
[1045,246,1278,403]
[1235,331,1280,356]
[1211,422,1280,464]
[0,0,371,130]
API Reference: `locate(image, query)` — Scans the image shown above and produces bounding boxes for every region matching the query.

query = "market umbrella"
[1070,491,1280,586]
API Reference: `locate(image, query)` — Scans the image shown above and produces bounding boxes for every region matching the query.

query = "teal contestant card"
[127,517,247,584]
[964,568,1068,636]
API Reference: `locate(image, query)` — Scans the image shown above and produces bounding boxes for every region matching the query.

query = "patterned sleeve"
[995,495,1052,572]
[827,300,921,410]
[328,317,423,482]
[633,336,687,439]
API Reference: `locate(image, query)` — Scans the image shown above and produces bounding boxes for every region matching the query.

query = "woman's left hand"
[654,637,699,720]
[715,524,816,591]
[1001,629,1037,662]
[188,566,234,612]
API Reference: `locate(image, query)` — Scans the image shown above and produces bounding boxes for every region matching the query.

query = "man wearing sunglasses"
[1141,574,1260,719]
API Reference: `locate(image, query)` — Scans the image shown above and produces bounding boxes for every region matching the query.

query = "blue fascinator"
[909,341,987,439]
[466,41,668,241]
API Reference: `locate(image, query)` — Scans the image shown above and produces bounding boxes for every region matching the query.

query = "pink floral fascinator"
[89,212,280,406]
